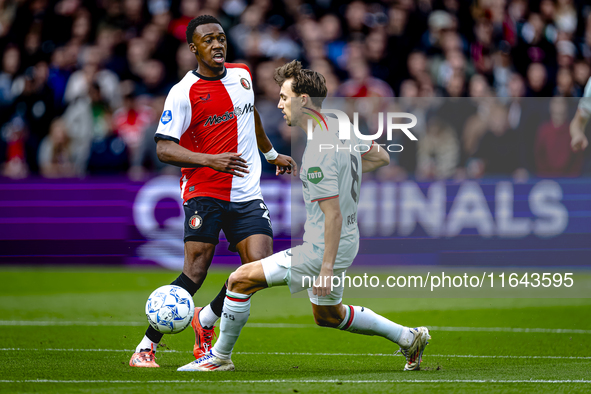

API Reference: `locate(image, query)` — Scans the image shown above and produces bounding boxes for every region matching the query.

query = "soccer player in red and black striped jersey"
[130,15,296,368]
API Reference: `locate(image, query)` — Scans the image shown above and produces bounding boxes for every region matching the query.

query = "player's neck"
[299,112,326,137]
[195,63,226,79]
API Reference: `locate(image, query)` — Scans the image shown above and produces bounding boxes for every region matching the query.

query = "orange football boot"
[129,344,159,368]
[192,307,217,359]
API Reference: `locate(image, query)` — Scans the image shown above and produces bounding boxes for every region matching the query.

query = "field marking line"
[0,379,590,384]
[1,320,589,334]
[1,348,591,360]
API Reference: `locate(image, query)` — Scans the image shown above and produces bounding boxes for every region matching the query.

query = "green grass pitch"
[1,266,590,393]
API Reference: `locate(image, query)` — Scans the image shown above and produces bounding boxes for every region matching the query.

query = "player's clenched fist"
[207,152,249,177]
[571,133,589,152]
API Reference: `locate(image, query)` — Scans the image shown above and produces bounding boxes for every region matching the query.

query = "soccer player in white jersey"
[177,60,431,372]
[570,77,591,152]
[130,15,296,368]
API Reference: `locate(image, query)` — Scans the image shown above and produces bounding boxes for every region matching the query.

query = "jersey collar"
[193,67,227,81]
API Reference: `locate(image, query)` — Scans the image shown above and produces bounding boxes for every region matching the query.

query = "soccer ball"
[145,285,195,334]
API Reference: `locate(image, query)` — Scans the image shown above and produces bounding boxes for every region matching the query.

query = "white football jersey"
[299,116,371,269]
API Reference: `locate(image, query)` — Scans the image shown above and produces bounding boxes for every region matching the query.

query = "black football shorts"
[183,197,273,251]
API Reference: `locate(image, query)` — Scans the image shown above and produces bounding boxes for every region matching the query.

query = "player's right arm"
[154,84,249,176]
[361,141,390,173]
[156,141,249,177]
[315,196,342,297]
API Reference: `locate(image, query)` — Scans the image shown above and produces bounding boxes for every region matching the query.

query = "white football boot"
[397,326,430,371]
[177,350,235,372]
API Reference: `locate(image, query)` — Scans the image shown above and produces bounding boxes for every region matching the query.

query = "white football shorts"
[260,242,354,306]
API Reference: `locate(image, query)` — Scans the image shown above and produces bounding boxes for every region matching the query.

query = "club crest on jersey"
[240,77,251,90]
[161,110,172,125]
[307,167,324,184]
[189,214,202,229]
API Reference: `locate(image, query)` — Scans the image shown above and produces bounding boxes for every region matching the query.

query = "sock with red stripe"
[211,290,251,359]
[337,305,413,347]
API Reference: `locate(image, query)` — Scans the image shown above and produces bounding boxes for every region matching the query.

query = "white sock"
[337,305,411,346]
[199,304,219,329]
[211,290,251,359]
[135,335,158,353]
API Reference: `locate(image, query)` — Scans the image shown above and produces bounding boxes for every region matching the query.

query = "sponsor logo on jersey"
[203,103,254,127]
[240,77,251,90]
[307,167,324,184]
[189,214,202,229]
[161,110,172,125]
[200,93,211,102]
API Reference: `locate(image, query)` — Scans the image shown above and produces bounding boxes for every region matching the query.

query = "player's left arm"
[314,196,342,297]
[253,106,298,176]
[361,141,390,173]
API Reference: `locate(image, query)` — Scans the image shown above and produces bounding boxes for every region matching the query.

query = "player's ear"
[301,94,309,107]
[189,43,197,54]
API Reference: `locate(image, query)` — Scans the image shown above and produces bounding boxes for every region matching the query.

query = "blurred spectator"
[0,0,17,39]
[176,44,198,79]
[112,82,154,158]
[513,13,556,76]
[470,103,521,177]
[141,22,179,78]
[416,117,460,180]
[259,16,299,60]
[573,60,591,93]
[129,95,177,180]
[0,46,20,108]
[47,47,72,111]
[170,0,201,42]
[535,97,583,177]
[526,62,551,97]
[555,67,578,97]
[0,117,29,179]
[320,14,346,69]
[138,59,170,96]
[344,1,368,37]
[62,81,111,173]
[64,46,121,109]
[338,59,393,98]
[421,10,454,56]
[86,109,129,175]
[9,62,57,172]
[38,117,79,178]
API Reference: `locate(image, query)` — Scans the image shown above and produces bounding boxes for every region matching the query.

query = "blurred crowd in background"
[1,0,591,180]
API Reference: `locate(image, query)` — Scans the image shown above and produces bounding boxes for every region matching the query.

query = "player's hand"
[571,133,589,152]
[268,154,298,177]
[313,266,334,297]
[207,153,249,177]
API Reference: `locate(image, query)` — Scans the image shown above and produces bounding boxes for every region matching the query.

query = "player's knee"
[227,265,250,292]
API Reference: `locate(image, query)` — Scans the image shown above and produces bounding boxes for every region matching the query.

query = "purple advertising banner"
[0,175,590,269]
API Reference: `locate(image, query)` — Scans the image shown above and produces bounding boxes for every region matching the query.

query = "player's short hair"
[274,60,327,108]
[186,15,223,44]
